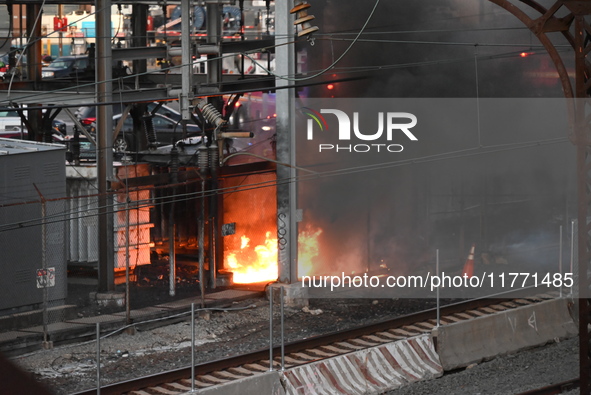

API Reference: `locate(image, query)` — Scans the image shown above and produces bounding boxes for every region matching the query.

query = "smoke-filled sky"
[302,0,572,98]
[293,1,577,287]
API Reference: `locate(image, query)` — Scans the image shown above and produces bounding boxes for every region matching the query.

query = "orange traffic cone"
[463,244,476,278]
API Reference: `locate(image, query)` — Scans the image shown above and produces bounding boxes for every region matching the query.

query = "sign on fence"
[36,267,55,288]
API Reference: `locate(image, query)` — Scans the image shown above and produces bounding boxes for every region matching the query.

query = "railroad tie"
[145,386,183,395]
[349,338,380,347]
[376,331,405,340]
[362,335,393,343]
[180,378,215,388]
[322,345,352,353]
[242,363,269,372]
[226,366,256,376]
[334,341,365,350]
[164,382,192,391]
[291,352,319,360]
[199,374,230,384]
[216,370,248,380]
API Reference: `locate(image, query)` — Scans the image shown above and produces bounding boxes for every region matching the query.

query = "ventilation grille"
[13,166,31,180]
[43,162,60,177]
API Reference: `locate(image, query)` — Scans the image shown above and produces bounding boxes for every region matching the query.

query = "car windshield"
[48,59,74,69]
[0,110,20,117]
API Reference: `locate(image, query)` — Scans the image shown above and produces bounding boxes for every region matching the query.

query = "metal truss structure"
[487,0,591,391]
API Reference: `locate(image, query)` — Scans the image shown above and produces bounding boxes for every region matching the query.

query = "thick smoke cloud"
[294,1,576,285]
[303,0,570,98]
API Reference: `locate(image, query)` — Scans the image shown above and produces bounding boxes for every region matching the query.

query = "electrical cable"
[0,135,571,234]
[243,0,381,82]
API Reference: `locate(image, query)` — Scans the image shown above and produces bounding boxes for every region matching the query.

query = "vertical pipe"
[191,303,195,392]
[206,3,222,87]
[199,180,206,308]
[58,4,63,57]
[25,3,42,84]
[125,195,131,324]
[275,0,297,283]
[41,196,48,344]
[269,287,274,371]
[96,322,100,395]
[436,249,440,328]
[180,0,193,122]
[131,4,148,77]
[97,0,114,292]
[559,225,563,297]
[571,219,575,284]
[169,220,176,297]
[280,286,285,371]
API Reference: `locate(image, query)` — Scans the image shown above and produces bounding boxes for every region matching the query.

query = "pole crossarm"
[488,0,591,391]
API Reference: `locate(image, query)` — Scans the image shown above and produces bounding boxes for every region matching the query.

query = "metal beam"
[275,0,297,284]
[96,0,115,292]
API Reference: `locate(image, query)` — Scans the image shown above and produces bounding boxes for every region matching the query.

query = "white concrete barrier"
[435,298,577,371]
[281,334,442,394]
[183,371,285,395]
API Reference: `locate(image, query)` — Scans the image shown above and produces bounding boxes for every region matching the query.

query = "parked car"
[0,109,66,139]
[74,102,193,151]
[75,102,183,130]
[0,53,10,80]
[42,55,131,80]
[41,55,91,79]
[111,112,201,152]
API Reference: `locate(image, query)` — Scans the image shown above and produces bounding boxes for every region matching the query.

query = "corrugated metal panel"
[282,334,442,395]
[0,141,66,312]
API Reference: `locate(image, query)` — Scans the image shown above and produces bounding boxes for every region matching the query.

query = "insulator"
[209,144,219,170]
[290,2,319,37]
[143,112,157,145]
[197,100,226,128]
[198,145,209,172]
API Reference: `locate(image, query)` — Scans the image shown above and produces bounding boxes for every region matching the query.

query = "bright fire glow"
[297,227,323,277]
[225,231,278,284]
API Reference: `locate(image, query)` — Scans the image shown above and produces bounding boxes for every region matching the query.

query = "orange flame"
[298,227,323,277]
[225,231,278,284]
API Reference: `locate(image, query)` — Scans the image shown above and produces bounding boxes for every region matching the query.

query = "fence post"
[191,303,195,392]
[436,249,440,328]
[280,286,285,371]
[269,286,274,371]
[96,322,101,395]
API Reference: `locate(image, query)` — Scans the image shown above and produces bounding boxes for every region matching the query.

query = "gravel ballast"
[8,295,580,395]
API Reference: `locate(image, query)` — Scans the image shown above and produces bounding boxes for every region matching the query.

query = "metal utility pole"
[275,1,297,283]
[206,2,222,88]
[25,3,41,83]
[58,4,63,57]
[131,4,148,76]
[180,0,193,122]
[96,0,115,292]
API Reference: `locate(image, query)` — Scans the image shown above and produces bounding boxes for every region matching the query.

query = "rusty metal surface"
[483,1,591,392]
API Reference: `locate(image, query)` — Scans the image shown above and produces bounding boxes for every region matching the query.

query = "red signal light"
[520,52,534,58]
[327,84,335,90]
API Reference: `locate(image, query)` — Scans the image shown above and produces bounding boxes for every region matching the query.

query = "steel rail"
[516,378,579,395]
[70,287,550,395]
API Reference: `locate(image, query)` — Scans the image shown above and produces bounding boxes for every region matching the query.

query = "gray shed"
[0,138,67,314]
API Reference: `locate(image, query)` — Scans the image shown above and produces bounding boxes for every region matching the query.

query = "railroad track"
[516,378,579,394]
[72,291,558,395]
